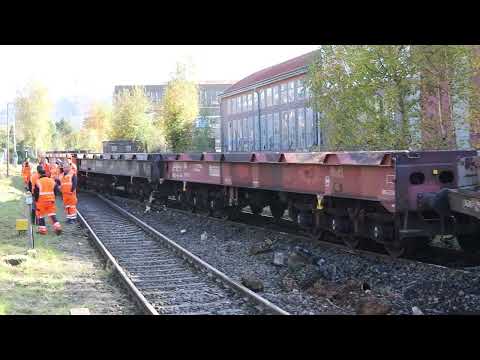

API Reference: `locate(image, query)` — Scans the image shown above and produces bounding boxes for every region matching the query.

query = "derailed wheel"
[457,235,480,253]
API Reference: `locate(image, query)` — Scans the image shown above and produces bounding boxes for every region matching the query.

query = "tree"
[161,63,199,152]
[308,45,418,151]
[412,45,475,149]
[111,86,153,148]
[81,102,113,152]
[308,45,477,151]
[190,108,215,152]
[14,81,55,156]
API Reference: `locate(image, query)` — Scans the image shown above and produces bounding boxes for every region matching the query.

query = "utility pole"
[7,103,18,165]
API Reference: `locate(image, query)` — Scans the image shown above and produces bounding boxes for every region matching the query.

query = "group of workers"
[21,155,78,236]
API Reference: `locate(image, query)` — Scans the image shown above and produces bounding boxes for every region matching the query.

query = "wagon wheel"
[457,235,480,253]
[249,204,263,215]
[270,202,286,222]
[343,235,362,250]
[288,206,299,222]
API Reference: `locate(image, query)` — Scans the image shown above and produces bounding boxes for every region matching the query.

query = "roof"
[222,50,318,96]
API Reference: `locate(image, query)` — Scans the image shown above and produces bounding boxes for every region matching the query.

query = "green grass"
[0,165,97,315]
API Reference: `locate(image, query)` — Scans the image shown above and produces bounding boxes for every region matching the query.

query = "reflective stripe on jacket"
[37,177,56,203]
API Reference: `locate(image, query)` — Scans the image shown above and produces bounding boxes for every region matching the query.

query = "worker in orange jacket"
[50,160,62,181]
[21,160,32,189]
[34,168,62,235]
[58,163,78,224]
[43,157,51,178]
[66,154,77,176]
[29,165,44,225]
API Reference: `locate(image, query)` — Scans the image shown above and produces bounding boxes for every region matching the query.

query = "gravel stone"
[241,274,264,292]
[3,255,28,266]
[107,195,480,315]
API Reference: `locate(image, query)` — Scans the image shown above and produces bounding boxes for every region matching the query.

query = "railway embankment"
[0,166,137,315]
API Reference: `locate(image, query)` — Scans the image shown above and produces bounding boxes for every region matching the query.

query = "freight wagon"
[61,146,480,258]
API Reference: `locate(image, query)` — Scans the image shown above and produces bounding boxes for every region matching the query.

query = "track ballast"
[77,192,288,315]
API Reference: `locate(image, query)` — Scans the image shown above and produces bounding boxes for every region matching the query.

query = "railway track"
[77,192,289,315]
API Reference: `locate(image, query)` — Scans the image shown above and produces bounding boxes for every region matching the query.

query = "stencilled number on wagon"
[208,165,220,177]
[386,174,395,185]
[331,167,343,178]
[172,163,184,179]
[325,176,330,189]
[192,164,203,172]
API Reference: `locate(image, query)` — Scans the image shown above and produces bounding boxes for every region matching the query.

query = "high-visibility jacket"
[29,171,40,193]
[60,173,76,195]
[22,163,32,182]
[36,176,56,203]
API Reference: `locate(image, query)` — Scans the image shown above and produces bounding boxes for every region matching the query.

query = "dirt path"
[0,168,138,315]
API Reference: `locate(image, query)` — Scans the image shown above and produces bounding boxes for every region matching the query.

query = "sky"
[0,45,319,111]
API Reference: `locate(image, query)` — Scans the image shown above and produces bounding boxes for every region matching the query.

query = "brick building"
[114,82,233,151]
[219,51,321,152]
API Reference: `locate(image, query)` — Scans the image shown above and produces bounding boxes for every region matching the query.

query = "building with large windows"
[219,51,321,152]
[114,82,233,152]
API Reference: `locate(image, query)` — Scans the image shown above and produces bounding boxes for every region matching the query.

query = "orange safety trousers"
[36,177,61,234]
[63,193,78,220]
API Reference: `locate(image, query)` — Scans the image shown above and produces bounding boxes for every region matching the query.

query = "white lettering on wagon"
[382,189,395,197]
[172,163,184,179]
[208,165,220,177]
[192,164,203,172]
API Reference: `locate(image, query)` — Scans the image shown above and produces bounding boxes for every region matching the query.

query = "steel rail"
[77,210,159,315]
[95,193,289,315]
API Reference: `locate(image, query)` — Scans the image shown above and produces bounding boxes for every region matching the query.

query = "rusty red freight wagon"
[161,149,479,256]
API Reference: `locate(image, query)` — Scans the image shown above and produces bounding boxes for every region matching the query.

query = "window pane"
[297,108,306,149]
[306,107,316,148]
[296,79,305,100]
[266,88,272,107]
[260,114,267,150]
[248,116,254,151]
[254,115,260,150]
[242,118,248,151]
[253,92,258,110]
[281,111,289,149]
[260,90,265,109]
[273,113,280,150]
[288,110,296,149]
[228,120,233,151]
[267,113,273,150]
[237,97,242,113]
[273,86,279,106]
[281,84,288,104]
[242,95,247,112]
[288,81,295,103]
[232,98,236,114]
[247,94,253,111]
